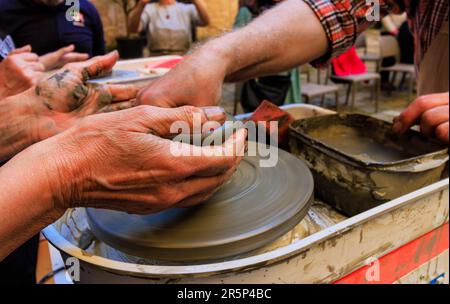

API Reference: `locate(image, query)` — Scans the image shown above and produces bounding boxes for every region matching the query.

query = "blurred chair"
[379,35,416,98]
[326,66,381,113]
[300,65,312,82]
[356,32,382,72]
[301,82,340,110]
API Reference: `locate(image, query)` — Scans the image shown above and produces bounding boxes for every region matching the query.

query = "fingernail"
[202,107,226,122]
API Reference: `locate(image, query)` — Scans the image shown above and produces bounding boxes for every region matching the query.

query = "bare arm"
[0,144,62,261]
[192,0,210,27]
[128,0,149,34]
[218,0,327,81]
[137,0,397,108]
[138,0,328,107]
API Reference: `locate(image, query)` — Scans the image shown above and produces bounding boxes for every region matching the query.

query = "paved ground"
[218,30,414,122]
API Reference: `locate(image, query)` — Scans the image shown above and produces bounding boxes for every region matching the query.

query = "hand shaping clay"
[86,143,314,262]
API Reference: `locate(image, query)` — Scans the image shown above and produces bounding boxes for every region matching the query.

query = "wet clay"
[309,125,417,163]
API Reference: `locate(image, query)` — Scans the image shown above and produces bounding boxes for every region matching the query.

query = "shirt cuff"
[303,0,361,67]
[304,0,394,67]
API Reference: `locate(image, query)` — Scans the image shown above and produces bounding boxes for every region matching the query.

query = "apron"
[417,22,449,95]
[148,4,191,55]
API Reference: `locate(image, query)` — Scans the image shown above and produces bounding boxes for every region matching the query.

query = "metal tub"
[289,113,449,216]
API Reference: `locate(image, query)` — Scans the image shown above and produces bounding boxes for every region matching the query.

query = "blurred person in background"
[234,0,300,112]
[128,0,210,56]
[234,0,258,28]
[380,13,415,89]
[382,13,407,36]
[0,0,105,57]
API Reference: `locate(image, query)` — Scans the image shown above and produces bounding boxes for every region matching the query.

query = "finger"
[62,52,90,63]
[174,190,217,209]
[10,45,32,55]
[136,105,227,137]
[85,164,238,213]
[175,165,238,208]
[83,51,119,79]
[89,84,138,110]
[420,106,450,137]
[58,44,75,54]
[393,93,449,134]
[17,52,40,62]
[106,84,139,102]
[98,100,137,113]
[165,128,247,178]
[435,122,449,144]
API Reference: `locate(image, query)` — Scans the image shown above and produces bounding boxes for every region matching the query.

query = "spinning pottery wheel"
[86,144,314,262]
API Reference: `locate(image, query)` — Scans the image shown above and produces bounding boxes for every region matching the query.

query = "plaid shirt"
[303,0,449,68]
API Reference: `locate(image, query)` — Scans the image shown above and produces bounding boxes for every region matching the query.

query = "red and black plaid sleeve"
[303,0,394,65]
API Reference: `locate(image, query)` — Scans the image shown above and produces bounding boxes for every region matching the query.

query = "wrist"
[26,130,89,212]
[198,40,234,79]
[0,142,67,223]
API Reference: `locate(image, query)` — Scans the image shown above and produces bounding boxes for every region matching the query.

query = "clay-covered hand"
[0,45,45,99]
[137,50,226,108]
[28,51,138,140]
[39,45,89,71]
[393,92,449,144]
[32,105,246,215]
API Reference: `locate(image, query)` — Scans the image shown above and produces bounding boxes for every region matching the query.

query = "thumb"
[57,44,76,55]
[67,51,118,80]
[84,51,118,78]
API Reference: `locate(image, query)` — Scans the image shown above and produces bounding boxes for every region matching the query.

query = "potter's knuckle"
[171,160,192,176]
[179,106,199,121]
[140,105,155,118]
[415,97,428,110]
[435,125,448,139]
[162,187,181,205]
[421,110,434,125]
[129,105,151,120]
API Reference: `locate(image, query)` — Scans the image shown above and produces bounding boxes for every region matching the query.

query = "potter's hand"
[0,51,137,162]
[137,49,227,108]
[0,45,45,99]
[393,92,449,144]
[39,45,89,71]
[31,51,138,139]
[34,105,246,214]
